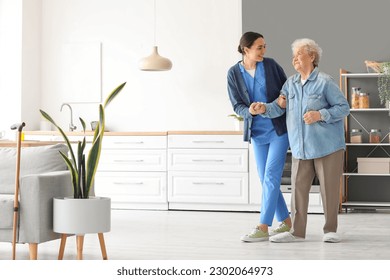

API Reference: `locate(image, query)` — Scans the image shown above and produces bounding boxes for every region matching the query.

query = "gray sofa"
[0,143,72,259]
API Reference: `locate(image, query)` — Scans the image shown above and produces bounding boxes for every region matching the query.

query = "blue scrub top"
[239,61,278,144]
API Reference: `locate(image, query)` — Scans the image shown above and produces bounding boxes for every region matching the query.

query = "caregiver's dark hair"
[238,32,264,54]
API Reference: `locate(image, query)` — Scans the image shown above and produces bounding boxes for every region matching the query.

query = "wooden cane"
[11,122,25,260]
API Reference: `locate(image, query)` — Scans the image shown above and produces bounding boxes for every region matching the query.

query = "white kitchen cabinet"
[167,132,250,211]
[168,171,248,204]
[98,149,167,172]
[95,134,168,210]
[23,131,324,213]
[95,171,167,207]
[24,132,169,210]
[167,149,248,172]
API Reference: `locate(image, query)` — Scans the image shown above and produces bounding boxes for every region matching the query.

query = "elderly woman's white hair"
[291,38,322,67]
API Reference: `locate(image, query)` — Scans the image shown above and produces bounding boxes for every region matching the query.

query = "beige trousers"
[290,149,344,238]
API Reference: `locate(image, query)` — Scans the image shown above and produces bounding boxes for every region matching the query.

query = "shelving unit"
[340,69,390,211]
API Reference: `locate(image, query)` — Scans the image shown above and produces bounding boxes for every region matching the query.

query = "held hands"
[249,102,266,115]
[249,95,286,116]
[303,110,321,125]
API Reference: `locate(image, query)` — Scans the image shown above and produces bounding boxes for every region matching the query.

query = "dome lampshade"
[139,46,172,71]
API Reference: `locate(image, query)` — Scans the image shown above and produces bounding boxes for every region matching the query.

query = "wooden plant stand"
[57,233,108,260]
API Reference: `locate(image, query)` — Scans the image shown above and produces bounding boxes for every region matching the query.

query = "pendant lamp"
[139,0,172,71]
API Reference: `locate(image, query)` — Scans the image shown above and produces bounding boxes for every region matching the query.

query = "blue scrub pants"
[252,133,290,226]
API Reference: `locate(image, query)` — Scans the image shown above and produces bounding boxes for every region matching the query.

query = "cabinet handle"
[113,159,145,163]
[192,140,225,144]
[114,182,144,185]
[193,182,225,185]
[192,159,224,162]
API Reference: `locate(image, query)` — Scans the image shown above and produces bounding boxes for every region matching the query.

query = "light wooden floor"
[1,209,390,260]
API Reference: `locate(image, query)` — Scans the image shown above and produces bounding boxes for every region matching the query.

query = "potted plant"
[40,82,126,199]
[377,62,390,108]
[40,82,126,259]
[228,114,244,131]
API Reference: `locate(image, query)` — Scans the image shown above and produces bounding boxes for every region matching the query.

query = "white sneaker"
[269,221,291,236]
[323,232,341,243]
[269,232,304,243]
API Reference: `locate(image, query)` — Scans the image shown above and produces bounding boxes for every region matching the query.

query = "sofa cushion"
[0,194,14,229]
[0,143,69,194]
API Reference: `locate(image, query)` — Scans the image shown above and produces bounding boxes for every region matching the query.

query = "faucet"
[60,103,77,131]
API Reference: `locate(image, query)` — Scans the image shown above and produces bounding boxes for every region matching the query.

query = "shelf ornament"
[365,61,390,112]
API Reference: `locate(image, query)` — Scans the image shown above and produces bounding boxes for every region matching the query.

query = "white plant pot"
[53,197,111,235]
[234,120,244,131]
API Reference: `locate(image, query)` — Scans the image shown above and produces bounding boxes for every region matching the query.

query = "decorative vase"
[234,120,244,131]
[53,197,111,235]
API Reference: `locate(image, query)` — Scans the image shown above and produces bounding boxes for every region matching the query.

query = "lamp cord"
[153,0,156,46]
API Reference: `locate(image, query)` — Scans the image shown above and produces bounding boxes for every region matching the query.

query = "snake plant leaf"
[77,141,83,198]
[81,137,86,154]
[39,110,59,126]
[40,109,77,168]
[81,154,87,198]
[78,139,87,198]
[99,104,105,132]
[104,82,126,108]
[79,117,86,132]
[86,105,105,196]
[86,134,102,196]
[59,151,78,198]
[92,122,100,143]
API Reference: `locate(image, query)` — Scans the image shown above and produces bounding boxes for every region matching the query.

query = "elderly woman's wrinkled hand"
[303,110,321,124]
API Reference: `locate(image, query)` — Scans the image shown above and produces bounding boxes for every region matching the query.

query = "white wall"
[0,0,22,136]
[22,0,42,131]
[35,0,242,132]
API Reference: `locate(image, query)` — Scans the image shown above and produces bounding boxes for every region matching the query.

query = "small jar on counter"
[358,92,370,109]
[350,129,363,143]
[351,87,361,109]
[369,129,382,143]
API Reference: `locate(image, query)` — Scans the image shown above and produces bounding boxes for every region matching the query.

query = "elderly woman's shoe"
[323,232,341,243]
[269,232,304,243]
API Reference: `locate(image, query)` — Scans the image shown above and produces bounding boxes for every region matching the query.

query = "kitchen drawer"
[168,171,248,204]
[168,149,248,172]
[95,172,167,203]
[103,135,166,149]
[168,134,248,149]
[98,149,166,171]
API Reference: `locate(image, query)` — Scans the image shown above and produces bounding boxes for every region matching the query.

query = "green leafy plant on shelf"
[227,114,243,121]
[377,62,390,106]
[40,82,126,199]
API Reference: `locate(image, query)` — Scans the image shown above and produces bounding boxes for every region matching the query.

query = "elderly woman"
[257,38,350,243]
